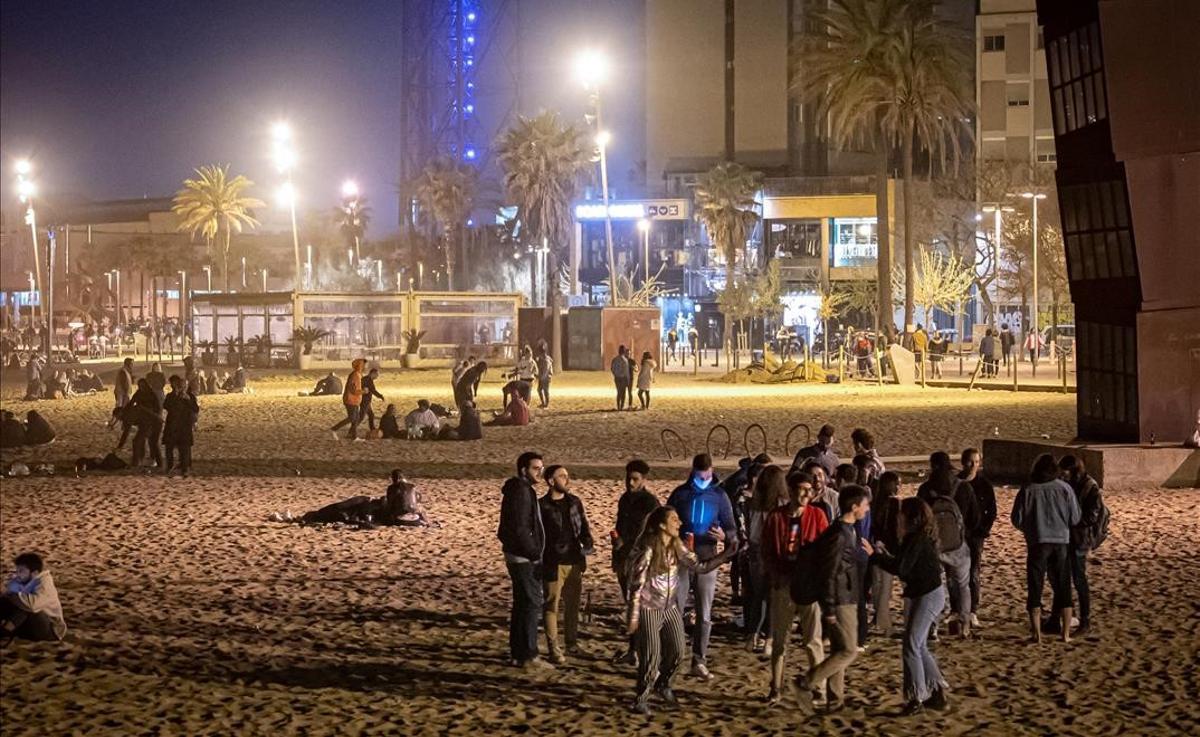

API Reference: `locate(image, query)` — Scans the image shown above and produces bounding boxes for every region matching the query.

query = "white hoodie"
[7,570,67,639]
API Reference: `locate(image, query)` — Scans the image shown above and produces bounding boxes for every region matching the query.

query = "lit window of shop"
[831,218,878,268]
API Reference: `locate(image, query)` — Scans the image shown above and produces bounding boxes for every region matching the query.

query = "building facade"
[977,0,1056,167]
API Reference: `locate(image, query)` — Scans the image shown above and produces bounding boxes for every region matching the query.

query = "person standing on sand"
[800,460,837,525]
[110,357,135,428]
[665,453,738,682]
[637,351,656,410]
[1011,454,1080,643]
[797,485,871,714]
[162,375,199,478]
[870,471,902,637]
[611,459,660,664]
[538,465,594,663]
[850,429,885,487]
[791,424,840,481]
[959,448,997,629]
[359,368,385,432]
[625,506,734,715]
[611,346,632,411]
[1060,455,1104,637]
[920,466,974,639]
[535,347,554,409]
[498,452,551,670]
[330,359,365,440]
[864,497,950,715]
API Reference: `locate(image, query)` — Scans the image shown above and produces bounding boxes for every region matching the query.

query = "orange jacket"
[343,359,365,406]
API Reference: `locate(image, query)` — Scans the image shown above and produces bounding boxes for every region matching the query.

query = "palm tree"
[172,165,264,292]
[693,161,761,362]
[413,157,477,291]
[792,0,971,331]
[496,112,593,368]
[334,195,372,263]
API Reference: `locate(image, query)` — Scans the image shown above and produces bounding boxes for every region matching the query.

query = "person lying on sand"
[1,552,67,644]
[298,470,433,527]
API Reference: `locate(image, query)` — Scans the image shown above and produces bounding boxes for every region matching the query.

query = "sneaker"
[689,662,713,681]
[1074,622,1092,637]
[766,688,781,707]
[631,700,653,716]
[857,643,868,653]
[547,649,565,665]
[522,657,556,671]
[611,648,636,665]
[330,431,340,441]
[970,613,982,629]
[923,687,949,711]
[762,638,772,658]
[901,700,925,716]
[655,687,679,708]
[565,643,588,658]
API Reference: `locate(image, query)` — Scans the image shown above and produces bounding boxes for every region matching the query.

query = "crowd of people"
[493,427,1108,717]
[106,357,201,476]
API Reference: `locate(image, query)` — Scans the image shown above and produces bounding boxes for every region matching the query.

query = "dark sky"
[1,0,645,235]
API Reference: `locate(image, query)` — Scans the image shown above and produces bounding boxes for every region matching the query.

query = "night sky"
[1,0,645,235]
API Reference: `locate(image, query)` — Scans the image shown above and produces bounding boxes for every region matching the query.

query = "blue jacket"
[667,472,738,561]
[1011,479,1080,545]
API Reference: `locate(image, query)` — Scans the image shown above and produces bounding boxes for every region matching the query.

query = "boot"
[1028,608,1042,644]
[1060,607,1073,643]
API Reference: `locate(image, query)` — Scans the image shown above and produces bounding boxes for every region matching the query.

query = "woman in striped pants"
[625,506,734,715]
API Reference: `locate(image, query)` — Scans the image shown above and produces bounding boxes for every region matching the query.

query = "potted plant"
[401,329,426,369]
[222,335,242,367]
[197,340,217,367]
[292,326,332,370]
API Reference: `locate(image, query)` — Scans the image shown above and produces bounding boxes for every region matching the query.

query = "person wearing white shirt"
[404,399,441,439]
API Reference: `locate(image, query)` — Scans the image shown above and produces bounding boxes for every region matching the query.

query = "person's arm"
[576,498,595,555]
[1010,486,1026,531]
[625,547,651,634]
[117,418,132,449]
[370,382,385,401]
[955,481,981,535]
[1066,483,1082,528]
[816,528,841,615]
[11,577,51,613]
[1077,484,1102,530]
[717,492,740,555]
[978,480,997,537]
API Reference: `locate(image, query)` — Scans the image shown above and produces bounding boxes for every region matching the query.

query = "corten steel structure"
[1036,0,1200,442]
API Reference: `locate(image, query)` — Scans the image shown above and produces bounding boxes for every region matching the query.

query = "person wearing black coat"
[23,411,56,446]
[162,375,199,477]
[538,464,594,662]
[118,379,163,468]
[496,452,549,669]
[454,362,487,409]
[0,411,26,448]
[959,448,997,627]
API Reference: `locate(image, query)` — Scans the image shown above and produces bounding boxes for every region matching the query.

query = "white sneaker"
[970,613,982,629]
[1070,616,1080,629]
[689,662,713,681]
[330,431,340,441]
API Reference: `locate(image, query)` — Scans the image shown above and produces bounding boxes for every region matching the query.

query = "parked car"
[1042,324,1075,357]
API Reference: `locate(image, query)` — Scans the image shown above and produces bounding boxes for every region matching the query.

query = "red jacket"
[762,504,829,584]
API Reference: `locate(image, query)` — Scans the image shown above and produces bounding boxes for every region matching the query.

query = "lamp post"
[575,50,617,305]
[271,122,302,290]
[637,219,651,283]
[202,265,212,292]
[341,180,363,264]
[305,244,313,290]
[15,160,41,327]
[241,256,247,289]
[1021,191,1047,375]
[980,203,1014,326]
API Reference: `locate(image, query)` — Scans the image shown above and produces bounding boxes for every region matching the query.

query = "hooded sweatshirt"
[343,360,365,407]
[6,570,67,639]
[666,471,738,561]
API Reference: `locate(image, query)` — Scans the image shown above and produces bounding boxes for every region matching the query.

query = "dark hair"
[417,399,430,410]
[625,459,650,477]
[516,451,543,476]
[837,484,870,514]
[899,497,937,544]
[878,470,900,496]
[961,447,980,465]
[986,328,994,336]
[543,464,564,483]
[850,428,873,450]
[642,351,652,361]
[1058,454,1083,474]
[390,468,404,483]
[801,459,826,479]
[692,453,713,472]
[834,463,858,486]
[14,552,43,572]
[751,465,787,512]
[818,423,835,439]
[929,451,952,471]
[929,467,958,496]
[1030,453,1059,483]
[618,344,627,355]
[786,469,814,490]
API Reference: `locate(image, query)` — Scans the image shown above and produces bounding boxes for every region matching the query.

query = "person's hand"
[860,538,875,556]
[710,525,726,542]
[626,620,638,636]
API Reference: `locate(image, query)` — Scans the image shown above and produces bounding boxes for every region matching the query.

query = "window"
[770,220,821,261]
[1060,179,1136,282]
[1047,21,1108,134]
[1077,320,1137,428]
[831,218,878,268]
[1007,84,1030,107]
[984,35,1005,52]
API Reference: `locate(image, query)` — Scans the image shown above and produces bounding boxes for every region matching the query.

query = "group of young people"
[495,425,1107,717]
[610,346,657,411]
[107,357,200,476]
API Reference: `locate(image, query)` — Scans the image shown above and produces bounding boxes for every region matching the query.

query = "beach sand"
[3,370,1196,735]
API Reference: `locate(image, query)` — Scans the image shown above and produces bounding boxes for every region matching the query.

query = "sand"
[3,370,1197,735]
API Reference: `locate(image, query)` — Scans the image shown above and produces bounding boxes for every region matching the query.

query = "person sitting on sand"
[1,552,67,644]
[309,371,342,397]
[1,411,26,449]
[487,393,529,427]
[221,366,247,393]
[205,371,220,396]
[75,369,104,394]
[404,399,441,439]
[22,411,56,446]
[299,470,431,527]
[445,400,483,441]
[380,404,403,439]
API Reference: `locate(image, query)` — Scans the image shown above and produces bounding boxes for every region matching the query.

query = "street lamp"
[271,121,302,290]
[638,219,651,283]
[241,256,248,289]
[980,203,1015,325]
[340,179,363,264]
[1021,191,1048,374]
[574,49,617,305]
[15,160,42,328]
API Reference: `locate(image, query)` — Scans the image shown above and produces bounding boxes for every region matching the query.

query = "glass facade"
[1077,320,1137,430]
[1047,21,1107,135]
[831,218,878,268]
[768,220,821,260]
[1060,178,1137,281]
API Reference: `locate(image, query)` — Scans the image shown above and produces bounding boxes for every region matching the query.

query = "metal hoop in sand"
[660,428,687,460]
[706,424,731,460]
[785,422,812,457]
[743,423,768,457]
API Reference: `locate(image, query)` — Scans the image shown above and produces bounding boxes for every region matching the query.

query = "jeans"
[165,443,192,474]
[360,401,377,431]
[674,566,718,665]
[537,377,551,407]
[767,585,825,694]
[543,562,584,653]
[637,388,651,409]
[506,560,543,663]
[1025,542,1071,612]
[1069,546,1090,625]
[0,595,57,641]
[807,604,858,703]
[133,420,163,467]
[939,543,971,625]
[902,586,947,703]
[967,536,986,613]
[872,565,895,635]
[331,404,362,439]
[615,380,630,410]
[744,556,768,638]
[634,606,685,704]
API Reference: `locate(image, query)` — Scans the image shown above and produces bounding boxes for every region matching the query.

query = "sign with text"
[574,199,690,221]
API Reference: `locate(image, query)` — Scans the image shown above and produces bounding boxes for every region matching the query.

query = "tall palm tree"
[496,112,593,368]
[792,0,971,331]
[413,157,477,291]
[172,165,264,292]
[693,161,761,361]
[334,195,372,263]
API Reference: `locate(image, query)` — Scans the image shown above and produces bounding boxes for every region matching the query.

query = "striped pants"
[634,605,686,704]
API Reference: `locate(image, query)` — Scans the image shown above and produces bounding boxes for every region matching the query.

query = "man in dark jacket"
[959,448,997,628]
[1000,324,1015,368]
[497,452,550,669]
[610,459,660,665]
[162,375,199,477]
[1061,455,1103,636]
[919,457,977,638]
[800,484,870,712]
[791,424,840,480]
[665,453,738,681]
[538,464,594,663]
[721,453,771,607]
[359,368,386,431]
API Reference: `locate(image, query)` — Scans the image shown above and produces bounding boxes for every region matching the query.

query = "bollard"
[838,346,845,383]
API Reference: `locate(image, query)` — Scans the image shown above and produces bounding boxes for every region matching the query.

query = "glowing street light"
[638,219,651,283]
[341,179,359,198]
[573,49,610,91]
[269,121,302,287]
[573,49,616,305]
[276,181,297,208]
[14,159,42,328]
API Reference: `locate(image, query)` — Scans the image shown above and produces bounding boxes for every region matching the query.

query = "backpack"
[1091,501,1111,550]
[930,495,965,552]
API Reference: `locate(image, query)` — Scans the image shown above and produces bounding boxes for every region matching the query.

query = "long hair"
[898,497,937,545]
[751,465,787,513]
[1030,453,1059,484]
[631,505,681,575]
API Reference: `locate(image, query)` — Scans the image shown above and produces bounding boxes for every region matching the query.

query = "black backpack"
[930,495,965,552]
